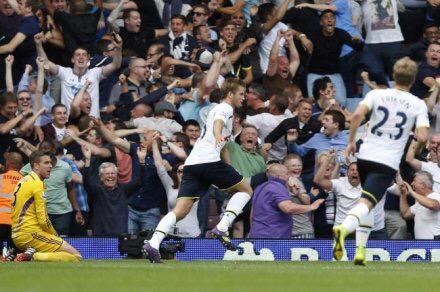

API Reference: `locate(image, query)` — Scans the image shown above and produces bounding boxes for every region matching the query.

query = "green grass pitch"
[1,260,440,291]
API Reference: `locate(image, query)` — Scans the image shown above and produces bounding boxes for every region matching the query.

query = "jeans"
[385,210,407,239]
[370,228,388,240]
[365,42,406,81]
[307,73,347,107]
[69,211,89,237]
[49,212,72,236]
[128,206,161,235]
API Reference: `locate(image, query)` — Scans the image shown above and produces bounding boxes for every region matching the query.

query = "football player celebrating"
[143,76,253,263]
[333,57,430,265]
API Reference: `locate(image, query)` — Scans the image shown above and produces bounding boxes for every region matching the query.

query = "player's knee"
[234,182,253,197]
[359,197,375,210]
[172,203,192,220]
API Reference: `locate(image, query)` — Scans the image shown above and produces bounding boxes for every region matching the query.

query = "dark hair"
[78,115,92,132]
[0,92,18,107]
[248,83,266,101]
[193,24,206,37]
[70,0,88,14]
[183,119,200,131]
[97,39,113,54]
[71,46,90,58]
[218,19,235,31]
[424,22,438,31]
[30,150,52,169]
[258,3,275,23]
[170,162,184,189]
[270,95,289,113]
[321,9,335,18]
[122,9,139,20]
[51,103,67,114]
[209,88,223,103]
[171,14,187,24]
[298,98,314,107]
[192,4,209,15]
[24,0,40,13]
[324,109,346,131]
[234,107,247,123]
[39,139,63,155]
[173,132,190,148]
[312,76,331,100]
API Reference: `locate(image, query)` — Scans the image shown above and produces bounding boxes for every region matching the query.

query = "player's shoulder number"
[371,106,407,140]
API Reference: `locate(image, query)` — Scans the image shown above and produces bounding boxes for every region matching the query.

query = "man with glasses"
[191,4,217,41]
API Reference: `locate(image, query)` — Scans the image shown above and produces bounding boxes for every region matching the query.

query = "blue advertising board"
[65,238,440,262]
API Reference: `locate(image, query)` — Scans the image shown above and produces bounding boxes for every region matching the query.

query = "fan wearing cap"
[306,9,363,107]
[132,101,182,139]
[194,48,225,89]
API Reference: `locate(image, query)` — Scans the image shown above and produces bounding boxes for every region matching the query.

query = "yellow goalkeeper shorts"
[13,231,64,253]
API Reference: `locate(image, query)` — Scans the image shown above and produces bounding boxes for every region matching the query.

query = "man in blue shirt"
[287,109,348,170]
[95,118,178,234]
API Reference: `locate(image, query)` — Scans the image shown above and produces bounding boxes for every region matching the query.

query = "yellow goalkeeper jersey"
[11,171,57,238]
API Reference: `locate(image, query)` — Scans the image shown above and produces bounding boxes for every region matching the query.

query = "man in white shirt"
[246,94,291,162]
[406,135,440,193]
[399,171,440,239]
[361,0,406,82]
[34,32,123,118]
[335,57,430,266]
[143,76,254,263]
[133,101,182,139]
[314,150,362,226]
[258,0,303,73]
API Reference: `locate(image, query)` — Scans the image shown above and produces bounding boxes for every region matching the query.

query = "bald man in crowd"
[249,164,323,239]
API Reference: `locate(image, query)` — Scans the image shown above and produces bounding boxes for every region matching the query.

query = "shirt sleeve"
[213,104,233,124]
[333,0,346,14]
[246,114,261,129]
[330,178,342,195]
[360,90,375,111]
[272,188,292,206]
[33,183,57,235]
[20,164,31,176]
[64,163,73,183]
[57,66,70,81]
[91,67,104,81]
[415,100,430,129]
[129,142,138,157]
[18,17,39,37]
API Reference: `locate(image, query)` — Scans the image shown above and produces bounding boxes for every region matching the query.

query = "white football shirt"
[421,161,440,193]
[57,66,103,118]
[358,88,430,170]
[185,102,234,166]
[330,177,362,225]
[410,192,440,239]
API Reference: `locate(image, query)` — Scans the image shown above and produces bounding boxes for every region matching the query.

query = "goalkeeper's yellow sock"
[33,252,82,262]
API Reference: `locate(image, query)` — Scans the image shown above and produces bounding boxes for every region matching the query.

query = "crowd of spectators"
[1,0,440,243]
